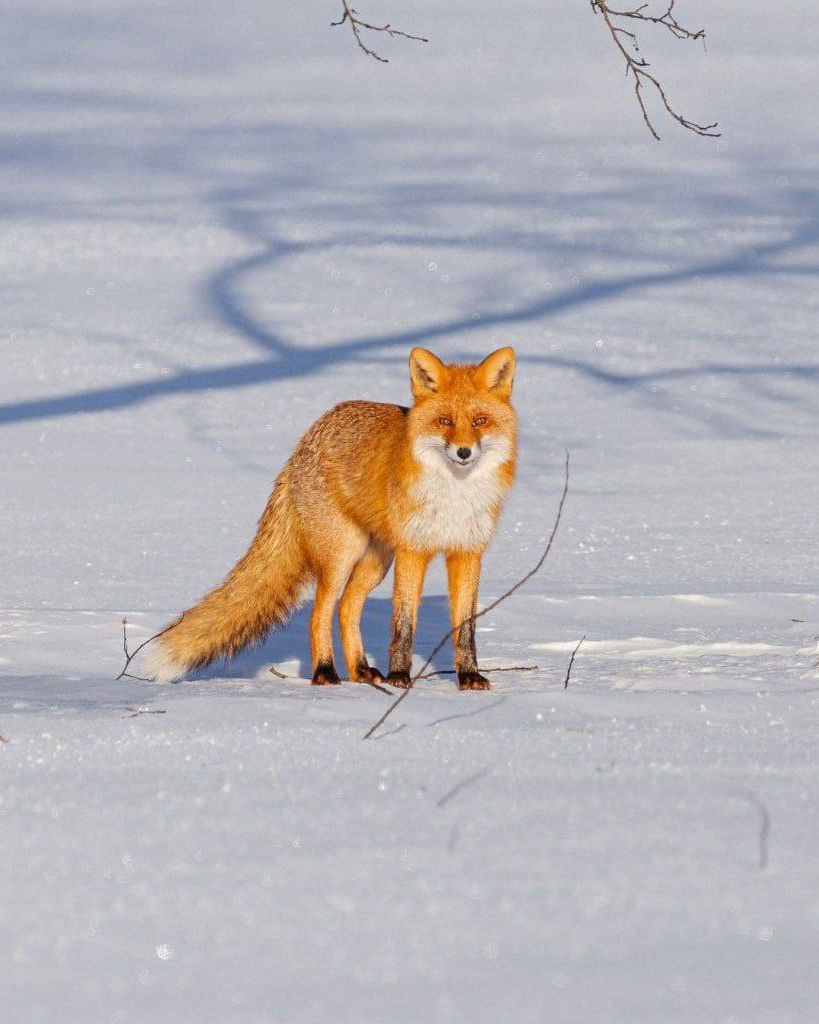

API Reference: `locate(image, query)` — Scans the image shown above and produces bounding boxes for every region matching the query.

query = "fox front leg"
[388,549,430,687]
[445,550,490,690]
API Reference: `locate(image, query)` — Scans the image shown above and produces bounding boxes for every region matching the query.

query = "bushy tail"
[145,467,309,682]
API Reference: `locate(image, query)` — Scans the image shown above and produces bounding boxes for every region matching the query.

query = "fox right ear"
[409,347,448,398]
[476,346,516,397]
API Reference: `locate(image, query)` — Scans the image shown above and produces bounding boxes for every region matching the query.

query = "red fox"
[145,346,517,690]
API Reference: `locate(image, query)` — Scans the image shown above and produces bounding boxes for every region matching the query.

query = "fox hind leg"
[339,539,393,682]
[306,524,368,685]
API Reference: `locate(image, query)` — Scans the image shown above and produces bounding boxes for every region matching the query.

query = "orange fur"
[146,347,517,688]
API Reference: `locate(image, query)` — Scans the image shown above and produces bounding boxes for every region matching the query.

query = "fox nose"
[456,446,472,462]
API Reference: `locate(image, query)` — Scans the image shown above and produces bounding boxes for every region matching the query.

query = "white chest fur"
[402,436,512,552]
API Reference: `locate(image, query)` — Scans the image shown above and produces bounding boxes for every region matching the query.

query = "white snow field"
[3,1,819,1021]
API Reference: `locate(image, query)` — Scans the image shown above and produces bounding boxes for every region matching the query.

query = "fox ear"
[477,347,516,397]
[410,347,448,398]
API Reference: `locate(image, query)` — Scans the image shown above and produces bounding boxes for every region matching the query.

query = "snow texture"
[2,2,819,1022]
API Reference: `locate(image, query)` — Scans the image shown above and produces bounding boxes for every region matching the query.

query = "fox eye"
[472,416,487,427]
[438,416,453,427]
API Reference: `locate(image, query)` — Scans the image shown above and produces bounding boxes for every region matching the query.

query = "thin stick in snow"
[563,635,586,689]
[416,664,538,680]
[362,451,571,740]
[743,789,771,869]
[437,768,491,809]
[117,618,161,682]
[122,707,167,719]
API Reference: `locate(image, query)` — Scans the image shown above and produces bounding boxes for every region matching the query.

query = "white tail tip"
[143,640,188,684]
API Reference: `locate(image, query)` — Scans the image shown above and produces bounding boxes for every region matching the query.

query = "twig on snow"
[437,768,491,809]
[590,1,719,139]
[332,1,428,63]
[123,707,167,719]
[416,664,538,680]
[117,618,161,682]
[363,451,571,740]
[563,635,586,689]
[742,789,771,869]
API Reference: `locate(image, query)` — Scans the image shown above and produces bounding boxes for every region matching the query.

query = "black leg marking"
[312,661,341,686]
[455,616,488,689]
[389,604,414,675]
[354,659,385,684]
[386,670,412,688]
[456,617,478,673]
[457,670,491,691]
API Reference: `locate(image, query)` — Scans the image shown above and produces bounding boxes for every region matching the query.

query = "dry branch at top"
[598,0,704,42]
[591,1,719,139]
[331,1,717,140]
[332,1,428,63]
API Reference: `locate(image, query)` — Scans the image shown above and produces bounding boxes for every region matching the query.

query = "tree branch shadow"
[2,109,819,438]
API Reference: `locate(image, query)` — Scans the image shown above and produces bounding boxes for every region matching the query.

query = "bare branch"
[329,3,716,140]
[562,635,586,689]
[118,617,163,682]
[332,1,428,63]
[602,1,704,42]
[362,451,571,740]
[590,0,719,139]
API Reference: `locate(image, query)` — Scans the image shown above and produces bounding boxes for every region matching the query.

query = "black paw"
[386,670,413,689]
[352,663,385,684]
[311,662,341,686]
[458,671,491,691]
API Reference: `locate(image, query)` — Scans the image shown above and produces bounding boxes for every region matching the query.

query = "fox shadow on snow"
[192,594,450,683]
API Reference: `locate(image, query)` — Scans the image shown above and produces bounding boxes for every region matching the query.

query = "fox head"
[408,346,517,474]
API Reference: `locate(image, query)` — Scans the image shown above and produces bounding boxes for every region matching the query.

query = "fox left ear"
[477,347,516,397]
[410,347,448,398]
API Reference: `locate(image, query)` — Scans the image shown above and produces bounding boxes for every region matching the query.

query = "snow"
[3,1,819,1021]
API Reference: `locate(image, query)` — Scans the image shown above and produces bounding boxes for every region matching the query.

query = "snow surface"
[3,1,819,1021]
